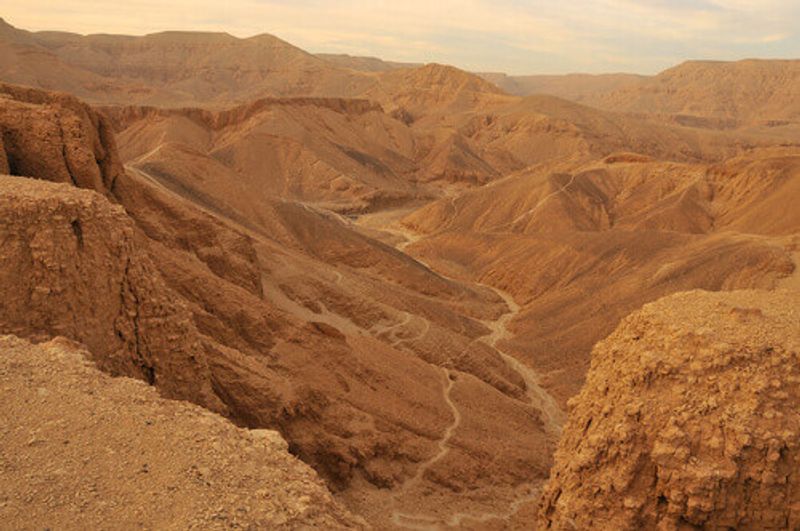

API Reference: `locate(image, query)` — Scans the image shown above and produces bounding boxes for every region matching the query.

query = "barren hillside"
[479,72,645,101]
[587,59,800,129]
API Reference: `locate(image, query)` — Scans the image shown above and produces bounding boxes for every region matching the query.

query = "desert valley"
[0,13,799,530]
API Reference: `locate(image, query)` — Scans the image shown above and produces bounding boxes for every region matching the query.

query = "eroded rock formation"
[0,83,123,194]
[0,175,224,412]
[539,288,800,530]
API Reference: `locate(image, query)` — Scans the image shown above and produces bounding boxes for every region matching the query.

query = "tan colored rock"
[539,289,800,530]
[0,83,123,194]
[0,334,362,529]
[0,175,223,412]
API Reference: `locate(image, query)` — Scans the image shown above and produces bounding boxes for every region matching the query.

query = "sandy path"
[389,369,461,528]
[384,219,565,440]
[476,283,565,440]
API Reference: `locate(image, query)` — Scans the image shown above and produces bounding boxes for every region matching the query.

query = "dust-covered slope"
[539,287,800,530]
[0,334,362,530]
[103,97,422,213]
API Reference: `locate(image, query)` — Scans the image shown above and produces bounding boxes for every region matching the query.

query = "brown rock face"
[0,83,123,194]
[0,175,223,412]
[539,289,800,530]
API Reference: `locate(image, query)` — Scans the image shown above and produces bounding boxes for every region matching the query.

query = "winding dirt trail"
[372,311,413,339]
[380,220,566,529]
[389,369,462,529]
[475,283,565,440]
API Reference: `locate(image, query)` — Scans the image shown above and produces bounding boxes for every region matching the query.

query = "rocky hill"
[539,288,800,529]
[0,334,361,529]
[0,175,226,411]
[0,18,374,106]
[0,83,123,193]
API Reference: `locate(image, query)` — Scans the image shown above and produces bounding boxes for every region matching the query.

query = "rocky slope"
[0,334,361,529]
[102,96,422,213]
[539,288,800,530]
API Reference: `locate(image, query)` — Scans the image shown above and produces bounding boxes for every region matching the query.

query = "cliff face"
[539,288,800,530]
[0,83,123,194]
[0,175,224,412]
[0,334,362,529]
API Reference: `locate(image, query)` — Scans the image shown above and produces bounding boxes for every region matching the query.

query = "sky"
[4,0,799,74]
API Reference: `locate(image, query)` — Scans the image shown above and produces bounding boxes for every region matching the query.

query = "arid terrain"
[0,16,798,530]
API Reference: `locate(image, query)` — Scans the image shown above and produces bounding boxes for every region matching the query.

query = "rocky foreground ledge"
[539,288,800,530]
[0,335,363,529]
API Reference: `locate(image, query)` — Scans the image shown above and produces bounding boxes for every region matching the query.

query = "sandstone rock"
[539,289,800,530]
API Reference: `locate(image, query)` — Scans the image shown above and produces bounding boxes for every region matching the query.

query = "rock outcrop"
[539,288,800,530]
[0,175,224,412]
[0,334,362,529]
[0,83,123,194]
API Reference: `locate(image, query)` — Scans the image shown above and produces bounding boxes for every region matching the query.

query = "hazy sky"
[5,0,799,74]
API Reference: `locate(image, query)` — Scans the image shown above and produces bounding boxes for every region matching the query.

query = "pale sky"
[4,0,799,74]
